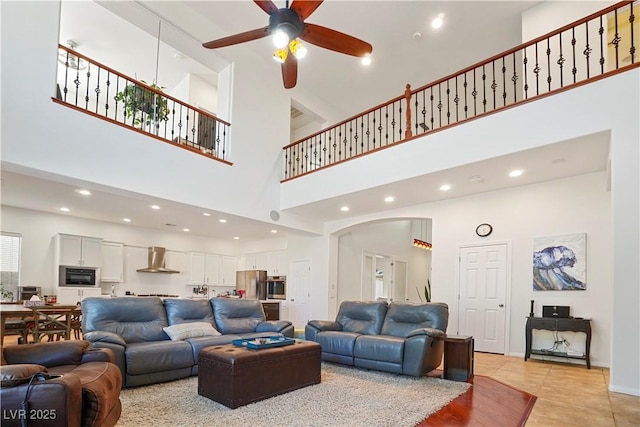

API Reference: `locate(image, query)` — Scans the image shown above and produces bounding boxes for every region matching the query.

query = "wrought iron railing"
[53,45,231,163]
[283,0,638,181]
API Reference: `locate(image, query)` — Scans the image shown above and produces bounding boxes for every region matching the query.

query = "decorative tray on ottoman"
[231,336,295,349]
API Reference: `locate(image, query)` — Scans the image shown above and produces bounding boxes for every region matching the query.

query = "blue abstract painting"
[533,233,586,291]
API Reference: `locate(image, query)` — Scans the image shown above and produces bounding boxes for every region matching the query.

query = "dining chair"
[1,319,30,345]
[29,305,79,342]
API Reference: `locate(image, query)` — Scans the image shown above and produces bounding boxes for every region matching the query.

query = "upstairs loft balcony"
[282,1,639,181]
[53,44,231,165]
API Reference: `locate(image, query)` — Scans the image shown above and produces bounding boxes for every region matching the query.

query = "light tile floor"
[474,352,640,427]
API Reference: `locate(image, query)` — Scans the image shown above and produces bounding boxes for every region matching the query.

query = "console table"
[525,317,591,368]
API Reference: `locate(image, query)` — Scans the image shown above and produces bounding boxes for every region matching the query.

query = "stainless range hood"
[136,246,180,274]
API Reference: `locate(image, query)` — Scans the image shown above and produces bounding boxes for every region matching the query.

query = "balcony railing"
[53,45,231,164]
[283,0,638,181]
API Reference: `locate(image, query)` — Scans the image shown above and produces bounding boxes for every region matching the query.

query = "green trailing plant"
[116,80,170,127]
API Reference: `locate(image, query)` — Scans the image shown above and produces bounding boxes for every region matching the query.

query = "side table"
[443,335,474,382]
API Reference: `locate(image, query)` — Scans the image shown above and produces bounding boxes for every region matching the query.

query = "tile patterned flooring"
[473,352,640,426]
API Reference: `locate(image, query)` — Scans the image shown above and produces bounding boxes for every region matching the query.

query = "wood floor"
[419,374,536,426]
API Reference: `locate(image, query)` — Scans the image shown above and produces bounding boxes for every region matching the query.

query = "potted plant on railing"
[116,80,170,130]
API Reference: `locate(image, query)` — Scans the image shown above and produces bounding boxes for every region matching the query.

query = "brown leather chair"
[0,340,122,427]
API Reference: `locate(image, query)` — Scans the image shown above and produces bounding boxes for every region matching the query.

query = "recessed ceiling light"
[509,169,524,177]
[384,196,395,203]
[271,230,278,234]
[183,228,190,232]
[203,212,211,217]
[340,206,350,212]
[233,236,240,240]
[59,207,70,212]
[76,189,91,196]
[439,184,451,191]
[361,55,371,66]
[431,16,444,29]
[123,218,131,222]
[151,205,160,210]
[219,219,227,223]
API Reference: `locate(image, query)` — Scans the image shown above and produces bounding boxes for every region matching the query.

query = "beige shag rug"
[117,363,470,427]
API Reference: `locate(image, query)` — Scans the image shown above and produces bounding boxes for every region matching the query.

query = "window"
[0,232,22,301]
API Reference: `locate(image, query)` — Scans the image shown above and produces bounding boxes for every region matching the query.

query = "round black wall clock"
[476,223,493,237]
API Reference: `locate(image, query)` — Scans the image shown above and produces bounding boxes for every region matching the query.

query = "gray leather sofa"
[305,300,448,377]
[82,297,294,387]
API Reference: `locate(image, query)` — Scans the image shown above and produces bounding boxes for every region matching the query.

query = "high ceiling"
[1,1,613,241]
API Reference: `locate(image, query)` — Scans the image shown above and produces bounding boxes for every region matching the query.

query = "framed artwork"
[533,233,586,291]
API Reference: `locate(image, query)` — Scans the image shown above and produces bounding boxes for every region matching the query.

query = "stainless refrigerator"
[236,270,267,300]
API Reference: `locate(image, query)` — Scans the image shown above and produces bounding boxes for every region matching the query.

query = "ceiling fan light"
[290,39,307,59]
[361,55,372,66]
[273,29,290,49]
[273,48,288,63]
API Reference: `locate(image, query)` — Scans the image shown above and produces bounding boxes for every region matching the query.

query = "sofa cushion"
[381,302,449,338]
[316,331,360,357]
[354,335,405,363]
[125,341,194,375]
[211,298,265,334]
[164,298,215,326]
[163,322,221,341]
[336,301,388,335]
[186,335,240,362]
[0,364,47,387]
[83,297,169,343]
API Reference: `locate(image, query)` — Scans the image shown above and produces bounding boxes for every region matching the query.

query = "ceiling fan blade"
[202,26,271,49]
[300,23,372,57]
[254,0,279,15]
[290,0,323,20]
[281,52,298,89]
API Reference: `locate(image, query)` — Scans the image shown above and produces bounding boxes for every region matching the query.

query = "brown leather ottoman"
[198,340,321,408]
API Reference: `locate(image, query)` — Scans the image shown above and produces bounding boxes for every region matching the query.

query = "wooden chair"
[1,319,30,345]
[29,305,79,342]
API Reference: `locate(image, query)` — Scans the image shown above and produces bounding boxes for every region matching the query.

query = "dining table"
[0,304,82,344]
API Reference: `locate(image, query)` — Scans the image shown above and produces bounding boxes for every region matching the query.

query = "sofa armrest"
[256,320,293,334]
[84,331,127,346]
[307,320,343,332]
[81,347,116,364]
[2,341,91,367]
[0,364,47,388]
[407,327,446,339]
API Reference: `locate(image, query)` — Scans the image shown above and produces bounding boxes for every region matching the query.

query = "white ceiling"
[1,1,613,241]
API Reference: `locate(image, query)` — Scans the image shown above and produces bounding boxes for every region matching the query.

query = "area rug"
[116,363,470,427]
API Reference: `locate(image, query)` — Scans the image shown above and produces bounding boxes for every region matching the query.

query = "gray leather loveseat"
[305,300,448,377]
[82,297,294,387]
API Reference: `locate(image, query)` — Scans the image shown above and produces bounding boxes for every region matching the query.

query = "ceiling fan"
[202,0,373,89]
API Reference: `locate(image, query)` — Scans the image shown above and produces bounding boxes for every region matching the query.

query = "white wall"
[327,172,612,367]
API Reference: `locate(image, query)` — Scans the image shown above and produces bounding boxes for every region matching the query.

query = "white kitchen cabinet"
[57,287,103,305]
[188,252,219,285]
[221,256,237,286]
[266,251,288,276]
[58,234,103,267]
[101,242,124,282]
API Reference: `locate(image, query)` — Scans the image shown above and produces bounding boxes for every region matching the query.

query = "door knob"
[290,299,295,302]
[498,304,504,307]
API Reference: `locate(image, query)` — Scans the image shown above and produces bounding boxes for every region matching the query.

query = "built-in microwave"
[266,276,286,300]
[59,266,101,287]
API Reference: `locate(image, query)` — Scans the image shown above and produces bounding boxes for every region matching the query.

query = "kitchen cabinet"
[242,251,288,275]
[101,242,124,282]
[58,234,103,267]
[221,256,237,286]
[57,287,102,305]
[261,301,280,321]
[266,251,288,276]
[188,252,219,285]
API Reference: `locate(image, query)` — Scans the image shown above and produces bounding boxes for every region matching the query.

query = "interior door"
[289,260,311,329]
[458,243,508,353]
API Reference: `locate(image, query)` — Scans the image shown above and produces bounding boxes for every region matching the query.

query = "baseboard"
[609,384,640,396]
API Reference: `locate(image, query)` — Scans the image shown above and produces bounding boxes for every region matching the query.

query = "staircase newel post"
[404,84,413,139]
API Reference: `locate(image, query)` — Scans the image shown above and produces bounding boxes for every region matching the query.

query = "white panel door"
[458,244,508,353]
[289,260,311,329]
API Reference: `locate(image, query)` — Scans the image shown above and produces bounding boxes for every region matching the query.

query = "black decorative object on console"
[530,300,535,317]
